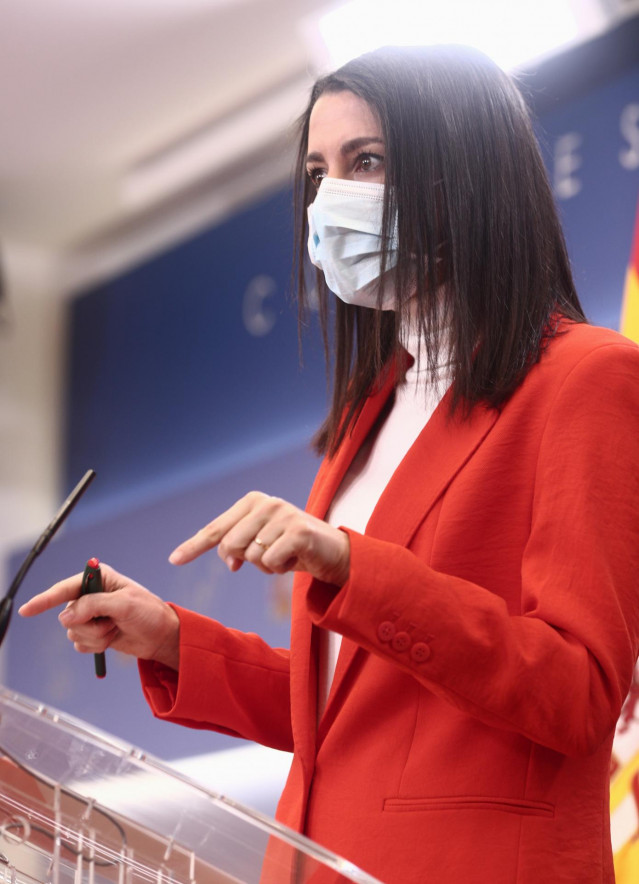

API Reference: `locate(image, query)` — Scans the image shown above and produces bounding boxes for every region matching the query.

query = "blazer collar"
[306,361,498,538]
[365,388,498,545]
[305,368,399,522]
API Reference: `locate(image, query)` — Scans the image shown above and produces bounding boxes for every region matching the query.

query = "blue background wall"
[7,29,639,761]
[64,186,327,514]
[536,65,639,329]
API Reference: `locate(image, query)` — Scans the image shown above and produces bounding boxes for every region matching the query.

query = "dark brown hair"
[293,45,585,456]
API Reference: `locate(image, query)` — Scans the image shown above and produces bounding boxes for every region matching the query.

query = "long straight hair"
[293,45,585,456]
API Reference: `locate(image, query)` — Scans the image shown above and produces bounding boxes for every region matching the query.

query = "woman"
[20,45,639,883]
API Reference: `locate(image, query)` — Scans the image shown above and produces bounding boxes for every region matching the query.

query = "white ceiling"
[0,0,329,253]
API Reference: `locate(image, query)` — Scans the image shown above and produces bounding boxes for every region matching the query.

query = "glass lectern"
[0,688,382,884]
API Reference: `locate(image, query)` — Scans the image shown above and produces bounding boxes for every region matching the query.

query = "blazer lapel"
[305,372,398,521]
[366,389,498,545]
[289,577,319,775]
[294,368,398,756]
[317,390,499,739]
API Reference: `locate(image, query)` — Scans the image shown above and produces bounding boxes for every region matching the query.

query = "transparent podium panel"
[0,688,382,884]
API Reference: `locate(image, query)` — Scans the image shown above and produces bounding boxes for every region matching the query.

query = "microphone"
[0,469,96,646]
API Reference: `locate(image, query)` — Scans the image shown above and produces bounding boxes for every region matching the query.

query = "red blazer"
[141,321,639,884]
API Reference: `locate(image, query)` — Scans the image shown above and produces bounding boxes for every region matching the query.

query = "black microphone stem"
[0,469,96,646]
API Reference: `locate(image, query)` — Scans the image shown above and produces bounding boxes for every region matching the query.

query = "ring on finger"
[253,536,270,552]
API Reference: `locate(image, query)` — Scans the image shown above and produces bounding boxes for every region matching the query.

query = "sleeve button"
[411,642,431,663]
[377,621,396,642]
[391,631,411,652]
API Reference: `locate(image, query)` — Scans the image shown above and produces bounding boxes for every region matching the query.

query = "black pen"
[80,557,107,679]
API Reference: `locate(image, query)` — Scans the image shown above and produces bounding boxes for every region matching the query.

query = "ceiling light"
[314,0,589,71]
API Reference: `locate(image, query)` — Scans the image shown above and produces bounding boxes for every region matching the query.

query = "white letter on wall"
[554,133,583,200]
[243,275,277,337]
[620,103,639,171]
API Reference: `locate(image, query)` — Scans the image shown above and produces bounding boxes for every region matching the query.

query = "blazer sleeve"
[139,604,294,752]
[305,341,639,756]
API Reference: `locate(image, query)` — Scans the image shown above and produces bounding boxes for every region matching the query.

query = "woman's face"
[305,91,386,191]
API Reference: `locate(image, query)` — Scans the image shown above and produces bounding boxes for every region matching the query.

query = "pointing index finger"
[18,573,84,617]
[169,517,231,565]
[169,493,264,565]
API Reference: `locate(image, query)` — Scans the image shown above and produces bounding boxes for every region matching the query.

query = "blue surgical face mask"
[307,177,400,310]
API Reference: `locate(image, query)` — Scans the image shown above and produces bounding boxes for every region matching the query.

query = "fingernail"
[226,556,236,570]
[169,549,184,565]
[58,610,72,625]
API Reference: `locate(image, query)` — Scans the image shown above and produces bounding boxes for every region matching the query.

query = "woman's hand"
[170,491,350,586]
[18,492,348,667]
[18,564,180,670]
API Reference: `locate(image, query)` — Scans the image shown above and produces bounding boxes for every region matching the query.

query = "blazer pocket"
[383,795,554,818]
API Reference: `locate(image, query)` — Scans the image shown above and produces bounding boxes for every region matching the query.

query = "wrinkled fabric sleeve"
[305,342,639,756]
[139,604,293,752]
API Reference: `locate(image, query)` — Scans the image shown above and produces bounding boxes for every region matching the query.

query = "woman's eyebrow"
[305,136,384,165]
[340,136,384,155]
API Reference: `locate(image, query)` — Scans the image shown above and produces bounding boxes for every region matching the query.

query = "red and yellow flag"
[612,194,639,881]
[620,198,639,343]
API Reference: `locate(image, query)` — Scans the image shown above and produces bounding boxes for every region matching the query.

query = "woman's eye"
[307,168,326,188]
[356,153,384,174]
